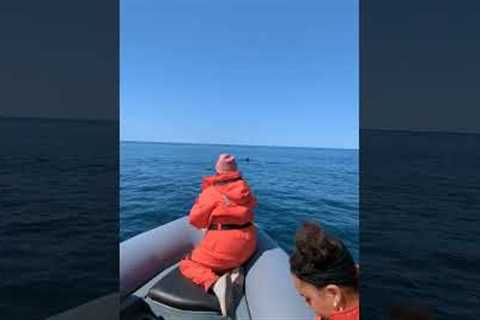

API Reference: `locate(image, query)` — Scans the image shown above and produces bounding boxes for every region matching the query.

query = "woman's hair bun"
[293,222,343,270]
[290,221,358,290]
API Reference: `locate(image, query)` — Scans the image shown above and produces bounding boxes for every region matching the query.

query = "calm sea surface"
[5,118,476,319]
[0,118,117,319]
[120,141,359,259]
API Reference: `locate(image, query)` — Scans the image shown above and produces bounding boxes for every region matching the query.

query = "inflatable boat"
[120,216,313,320]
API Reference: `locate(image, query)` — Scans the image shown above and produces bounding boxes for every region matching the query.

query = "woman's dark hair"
[290,222,358,291]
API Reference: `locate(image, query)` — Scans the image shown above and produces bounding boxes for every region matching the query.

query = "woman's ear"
[324,284,341,305]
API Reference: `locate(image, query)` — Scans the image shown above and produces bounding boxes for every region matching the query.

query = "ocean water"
[120,141,359,259]
[4,117,476,319]
[361,130,480,319]
[0,118,118,319]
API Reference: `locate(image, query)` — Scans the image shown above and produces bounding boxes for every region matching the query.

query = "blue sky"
[121,0,358,149]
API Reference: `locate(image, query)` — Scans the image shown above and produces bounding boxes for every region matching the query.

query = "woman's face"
[291,274,339,319]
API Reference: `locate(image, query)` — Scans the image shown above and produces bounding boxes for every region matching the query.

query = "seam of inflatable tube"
[242,287,253,320]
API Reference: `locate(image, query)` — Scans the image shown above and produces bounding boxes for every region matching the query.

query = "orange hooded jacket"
[179,171,257,291]
[189,171,256,228]
[316,306,360,320]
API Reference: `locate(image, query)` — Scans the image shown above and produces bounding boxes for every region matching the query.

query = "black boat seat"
[148,266,221,313]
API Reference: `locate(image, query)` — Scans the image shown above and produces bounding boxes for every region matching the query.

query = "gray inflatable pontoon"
[120,216,314,320]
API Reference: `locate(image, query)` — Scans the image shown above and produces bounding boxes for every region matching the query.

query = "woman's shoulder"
[330,306,360,320]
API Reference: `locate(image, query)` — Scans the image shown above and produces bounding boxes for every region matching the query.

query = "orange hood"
[202,171,255,207]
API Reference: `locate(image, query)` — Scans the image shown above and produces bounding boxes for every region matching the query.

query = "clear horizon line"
[120,139,359,151]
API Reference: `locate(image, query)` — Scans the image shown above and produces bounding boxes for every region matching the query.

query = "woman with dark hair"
[290,222,359,320]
